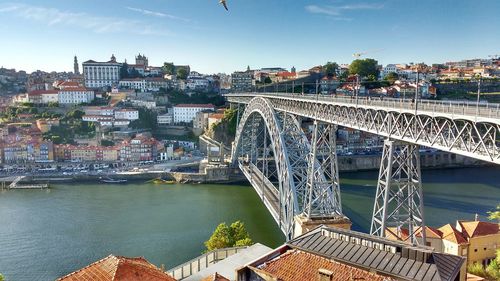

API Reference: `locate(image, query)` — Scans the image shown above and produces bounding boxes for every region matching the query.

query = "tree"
[264,77,272,84]
[101,140,115,147]
[324,62,339,78]
[488,204,500,222]
[349,58,379,78]
[204,221,253,251]
[177,68,188,80]
[0,273,4,281]
[162,62,175,75]
[384,72,399,83]
[120,62,130,79]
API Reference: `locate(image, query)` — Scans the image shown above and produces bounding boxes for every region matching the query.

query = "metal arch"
[232,97,298,239]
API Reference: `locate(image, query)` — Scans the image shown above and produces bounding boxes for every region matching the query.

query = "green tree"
[120,62,130,79]
[384,72,399,83]
[324,62,339,78]
[101,140,115,147]
[204,221,253,251]
[488,204,500,222]
[264,77,272,84]
[162,62,175,75]
[205,223,233,251]
[349,58,379,78]
[177,68,188,80]
[0,273,4,281]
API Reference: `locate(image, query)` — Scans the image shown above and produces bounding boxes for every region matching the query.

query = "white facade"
[114,109,139,120]
[83,57,121,88]
[173,104,215,123]
[157,113,174,125]
[119,78,170,92]
[58,89,95,104]
[41,92,59,103]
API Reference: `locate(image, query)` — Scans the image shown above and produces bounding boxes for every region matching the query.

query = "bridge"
[226,92,500,242]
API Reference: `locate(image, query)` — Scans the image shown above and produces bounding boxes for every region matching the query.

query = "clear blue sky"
[0,0,499,74]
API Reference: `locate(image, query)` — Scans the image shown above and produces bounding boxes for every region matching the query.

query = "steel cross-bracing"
[232,97,344,239]
[228,93,500,243]
[370,140,426,245]
[227,93,500,165]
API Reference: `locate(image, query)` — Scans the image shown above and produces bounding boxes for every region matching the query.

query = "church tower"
[74,56,80,75]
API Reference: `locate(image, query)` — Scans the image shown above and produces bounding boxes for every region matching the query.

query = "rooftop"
[56,254,176,281]
[174,104,215,108]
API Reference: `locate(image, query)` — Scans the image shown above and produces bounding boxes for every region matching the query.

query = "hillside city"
[0,54,499,175]
[1,53,500,281]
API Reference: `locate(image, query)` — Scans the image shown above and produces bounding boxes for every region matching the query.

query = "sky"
[0,0,499,74]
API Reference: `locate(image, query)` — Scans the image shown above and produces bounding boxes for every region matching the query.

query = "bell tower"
[74,56,80,75]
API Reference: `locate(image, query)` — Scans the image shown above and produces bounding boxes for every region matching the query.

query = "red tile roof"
[57,255,176,281]
[259,249,391,281]
[439,224,468,245]
[458,221,499,239]
[201,272,230,281]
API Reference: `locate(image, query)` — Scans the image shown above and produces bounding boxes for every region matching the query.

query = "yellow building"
[386,220,500,267]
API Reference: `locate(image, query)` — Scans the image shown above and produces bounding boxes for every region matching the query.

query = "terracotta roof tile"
[201,272,230,281]
[259,249,392,281]
[438,224,468,245]
[57,254,176,281]
[458,221,499,238]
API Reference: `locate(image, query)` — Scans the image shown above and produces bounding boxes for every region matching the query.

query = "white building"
[119,78,170,92]
[58,88,95,104]
[83,55,121,88]
[114,109,139,120]
[157,113,174,125]
[128,99,157,109]
[84,106,114,116]
[173,104,215,123]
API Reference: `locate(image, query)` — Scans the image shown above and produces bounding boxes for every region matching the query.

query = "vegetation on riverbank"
[204,221,253,252]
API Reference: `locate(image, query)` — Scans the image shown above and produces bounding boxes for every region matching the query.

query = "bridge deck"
[227,92,500,123]
[239,162,281,228]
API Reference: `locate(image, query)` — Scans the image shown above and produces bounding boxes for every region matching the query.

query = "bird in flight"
[219,0,229,11]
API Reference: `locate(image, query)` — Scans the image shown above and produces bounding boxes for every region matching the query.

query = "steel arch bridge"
[227,93,500,242]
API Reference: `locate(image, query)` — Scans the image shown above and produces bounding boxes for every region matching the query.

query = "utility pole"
[476,75,481,116]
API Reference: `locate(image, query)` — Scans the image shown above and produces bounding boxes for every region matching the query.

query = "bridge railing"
[167,246,248,280]
[226,92,500,120]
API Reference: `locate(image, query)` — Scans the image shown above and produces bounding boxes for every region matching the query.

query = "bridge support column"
[370,139,426,245]
[294,121,351,238]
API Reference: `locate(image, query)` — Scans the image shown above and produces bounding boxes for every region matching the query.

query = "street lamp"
[476,74,481,116]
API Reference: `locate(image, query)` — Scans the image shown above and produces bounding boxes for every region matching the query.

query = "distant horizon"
[1,53,496,75]
[0,0,499,74]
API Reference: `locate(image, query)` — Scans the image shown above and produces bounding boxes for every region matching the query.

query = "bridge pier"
[295,120,351,238]
[370,139,426,245]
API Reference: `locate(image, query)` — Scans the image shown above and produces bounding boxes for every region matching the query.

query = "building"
[73,56,80,75]
[119,135,162,162]
[386,219,500,267]
[208,113,224,129]
[231,71,254,92]
[173,104,215,124]
[119,78,170,92]
[193,111,212,130]
[157,113,174,126]
[36,118,60,133]
[114,109,139,120]
[83,55,121,88]
[56,254,176,281]
[58,88,95,104]
[237,226,466,281]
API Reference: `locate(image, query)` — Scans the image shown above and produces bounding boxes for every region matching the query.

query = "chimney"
[318,268,333,281]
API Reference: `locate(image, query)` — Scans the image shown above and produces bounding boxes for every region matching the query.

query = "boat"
[100,177,127,184]
[148,178,176,184]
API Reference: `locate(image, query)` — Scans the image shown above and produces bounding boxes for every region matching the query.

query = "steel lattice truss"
[227,94,500,165]
[304,121,342,218]
[232,97,344,239]
[370,140,426,245]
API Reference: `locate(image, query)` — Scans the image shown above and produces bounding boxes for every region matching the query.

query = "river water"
[0,167,499,281]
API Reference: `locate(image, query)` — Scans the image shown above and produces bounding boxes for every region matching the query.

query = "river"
[0,167,499,280]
